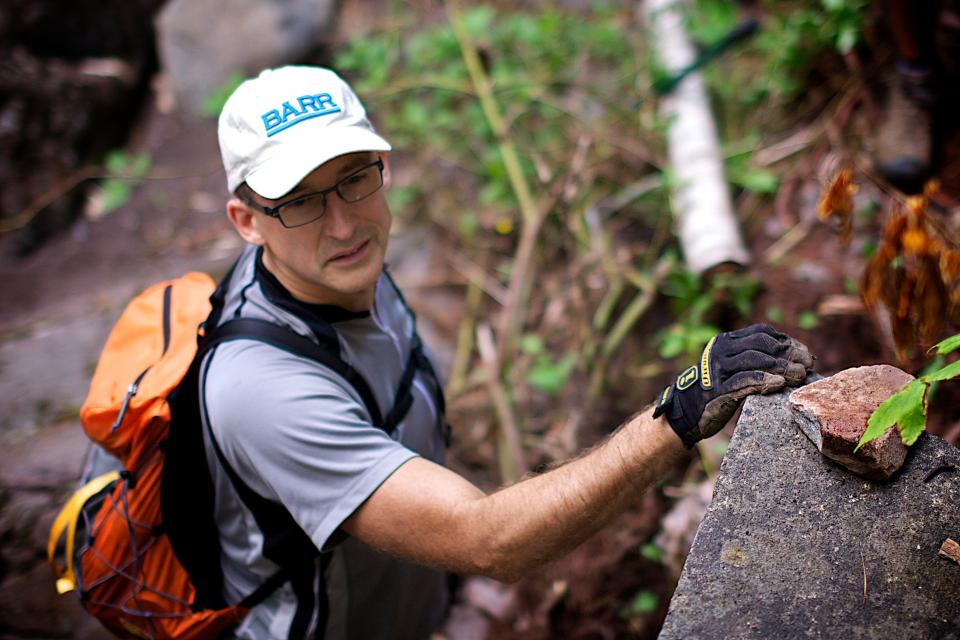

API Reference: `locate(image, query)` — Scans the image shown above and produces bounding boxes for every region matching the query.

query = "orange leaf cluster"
[861,186,960,361]
[817,168,858,246]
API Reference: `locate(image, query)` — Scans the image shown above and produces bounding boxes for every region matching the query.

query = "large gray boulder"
[156,0,337,117]
[659,388,960,640]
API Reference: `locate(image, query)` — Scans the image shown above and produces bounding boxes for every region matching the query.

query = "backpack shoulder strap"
[203,318,384,427]
[380,266,449,441]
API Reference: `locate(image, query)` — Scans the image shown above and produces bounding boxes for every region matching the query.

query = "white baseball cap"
[218,66,391,199]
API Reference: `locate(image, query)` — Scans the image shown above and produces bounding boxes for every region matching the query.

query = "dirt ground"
[2,18,960,640]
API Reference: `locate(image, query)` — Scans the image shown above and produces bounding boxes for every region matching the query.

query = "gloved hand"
[653,323,814,448]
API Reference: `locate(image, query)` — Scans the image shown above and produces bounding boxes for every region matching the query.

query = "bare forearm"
[459,407,685,581]
[345,406,686,582]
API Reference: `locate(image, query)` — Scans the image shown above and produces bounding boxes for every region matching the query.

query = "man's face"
[239,151,392,310]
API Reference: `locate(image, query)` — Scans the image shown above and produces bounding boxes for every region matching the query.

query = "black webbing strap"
[381,338,422,432]
[237,565,293,610]
[205,318,384,427]
[195,350,317,610]
[379,267,449,439]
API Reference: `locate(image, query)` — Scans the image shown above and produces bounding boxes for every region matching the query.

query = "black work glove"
[653,323,814,448]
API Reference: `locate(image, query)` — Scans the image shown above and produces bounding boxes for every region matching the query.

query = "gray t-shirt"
[199,245,449,639]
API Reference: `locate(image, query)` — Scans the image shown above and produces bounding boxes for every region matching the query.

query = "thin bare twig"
[476,323,527,485]
[0,166,96,234]
[601,257,673,361]
[761,219,815,265]
[497,203,550,359]
[447,0,558,364]
[448,275,485,397]
[445,0,539,227]
[447,253,509,306]
[589,255,673,399]
[860,547,868,600]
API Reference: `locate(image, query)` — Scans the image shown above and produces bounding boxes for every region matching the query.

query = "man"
[209,65,814,639]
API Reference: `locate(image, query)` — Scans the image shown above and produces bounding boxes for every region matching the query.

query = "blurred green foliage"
[334,4,643,233]
[96,150,152,216]
[331,0,867,401]
[656,263,761,360]
[520,334,578,394]
[620,589,660,618]
[202,72,246,119]
[688,0,869,106]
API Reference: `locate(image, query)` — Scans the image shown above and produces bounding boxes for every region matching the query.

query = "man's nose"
[322,197,356,240]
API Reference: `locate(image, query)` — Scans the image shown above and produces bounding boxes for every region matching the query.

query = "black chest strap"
[205,318,385,427]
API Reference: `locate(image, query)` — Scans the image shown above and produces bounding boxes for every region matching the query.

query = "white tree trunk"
[643,0,750,273]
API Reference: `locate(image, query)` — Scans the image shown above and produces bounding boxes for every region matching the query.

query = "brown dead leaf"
[859,191,960,361]
[817,168,857,246]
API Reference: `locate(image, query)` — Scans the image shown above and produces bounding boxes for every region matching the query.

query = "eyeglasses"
[247,159,385,229]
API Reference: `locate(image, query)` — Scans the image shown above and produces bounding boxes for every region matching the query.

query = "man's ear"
[379,152,392,189]
[226,198,266,246]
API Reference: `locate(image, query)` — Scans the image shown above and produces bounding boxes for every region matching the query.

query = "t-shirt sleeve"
[201,341,417,551]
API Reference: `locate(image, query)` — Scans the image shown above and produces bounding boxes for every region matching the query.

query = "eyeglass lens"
[278,161,384,228]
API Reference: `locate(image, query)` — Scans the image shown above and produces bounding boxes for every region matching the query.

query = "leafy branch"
[857,333,960,450]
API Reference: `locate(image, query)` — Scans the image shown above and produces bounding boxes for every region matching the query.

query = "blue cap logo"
[261,93,341,137]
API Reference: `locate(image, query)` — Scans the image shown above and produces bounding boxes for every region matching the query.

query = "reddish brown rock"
[788,365,913,481]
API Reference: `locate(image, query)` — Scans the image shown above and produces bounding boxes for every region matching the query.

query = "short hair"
[233,182,258,206]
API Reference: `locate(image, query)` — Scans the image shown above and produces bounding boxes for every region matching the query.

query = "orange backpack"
[47,272,321,639]
[47,273,257,639]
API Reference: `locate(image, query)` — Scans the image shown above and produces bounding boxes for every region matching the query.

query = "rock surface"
[156,0,337,117]
[789,365,912,481]
[0,0,158,255]
[659,389,960,640]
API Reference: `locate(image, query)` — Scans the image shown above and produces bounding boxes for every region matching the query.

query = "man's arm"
[342,323,814,582]
[341,406,684,583]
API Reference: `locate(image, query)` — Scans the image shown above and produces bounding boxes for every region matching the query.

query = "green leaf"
[921,359,960,383]
[735,168,780,195]
[104,150,128,175]
[765,306,784,324]
[931,333,960,356]
[201,72,246,119]
[659,330,685,359]
[520,334,544,355]
[640,543,663,564]
[456,213,478,238]
[857,380,925,450]
[629,589,659,615]
[99,181,131,215]
[462,5,495,38]
[843,276,859,295]
[387,185,418,211]
[796,311,819,329]
[129,153,151,179]
[527,353,577,393]
[836,24,857,54]
[897,401,927,446]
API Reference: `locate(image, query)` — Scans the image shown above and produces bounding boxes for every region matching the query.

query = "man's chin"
[321,265,381,300]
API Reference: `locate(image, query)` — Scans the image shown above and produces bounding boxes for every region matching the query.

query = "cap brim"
[245,127,392,199]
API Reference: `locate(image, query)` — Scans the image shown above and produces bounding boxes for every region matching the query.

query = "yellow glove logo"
[676,365,699,390]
